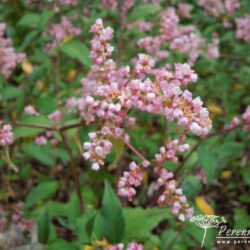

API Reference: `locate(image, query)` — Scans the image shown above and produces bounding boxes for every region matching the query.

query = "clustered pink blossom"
[178,3,191,19]
[207,33,220,59]
[120,0,135,22]
[118,162,143,201]
[198,0,240,18]
[0,122,14,147]
[127,21,153,33]
[11,203,34,234]
[48,110,62,123]
[138,7,219,65]
[107,242,143,250]
[0,203,34,234]
[35,131,58,147]
[27,0,77,12]
[154,167,193,221]
[0,23,25,78]
[229,106,250,131]
[101,0,135,22]
[35,136,48,145]
[241,105,250,131]
[24,105,39,116]
[83,131,113,171]
[142,0,162,4]
[235,13,250,43]
[127,243,144,250]
[45,16,80,51]
[155,138,190,164]
[101,0,118,11]
[82,19,212,221]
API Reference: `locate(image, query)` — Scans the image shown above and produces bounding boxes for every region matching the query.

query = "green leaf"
[37,209,50,244]
[241,168,250,186]
[198,146,217,183]
[181,175,202,199]
[18,13,40,28]
[68,192,82,225]
[61,40,91,68]
[24,143,55,166]
[25,181,59,208]
[47,201,68,217]
[19,30,39,50]
[48,239,77,250]
[124,207,170,241]
[98,181,125,243]
[219,142,244,159]
[127,4,161,22]
[160,229,179,250]
[234,208,250,229]
[2,86,23,100]
[76,209,97,243]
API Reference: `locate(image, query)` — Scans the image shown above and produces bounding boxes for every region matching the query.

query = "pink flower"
[241,105,250,130]
[178,3,191,19]
[48,110,62,123]
[24,105,39,116]
[236,13,250,43]
[35,136,47,145]
[118,162,143,201]
[154,167,193,221]
[127,243,144,250]
[0,23,25,78]
[45,16,80,51]
[0,122,14,146]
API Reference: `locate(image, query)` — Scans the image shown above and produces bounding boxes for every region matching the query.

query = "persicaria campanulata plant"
[82,18,212,221]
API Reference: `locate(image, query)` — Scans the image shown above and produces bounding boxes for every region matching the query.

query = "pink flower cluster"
[27,0,77,12]
[127,21,153,33]
[138,7,219,65]
[11,203,34,234]
[229,105,250,131]
[35,136,47,145]
[24,105,39,116]
[0,122,14,147]
[83,131,113,171]
[48,110,62,123]
[90,19,114,65]
[241,105,250,131]
[236,13,250,43]
[118,162,143,201]
[107,242,143,250]
[101,0,135,22]
[0,23,25,78]
[82,19,212,221]
[0,203,34,234]
[178,3,192,19]
[198,0,240,18]
[101,0,118,10]
[154,167,193,221]
[35,131,58,146]
[45,16,80,51]
[155,138,190,164]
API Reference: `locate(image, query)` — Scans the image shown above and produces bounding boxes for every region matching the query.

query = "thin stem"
[121,137,148,163]
[59,131,84,212]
